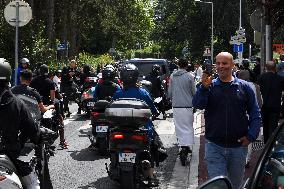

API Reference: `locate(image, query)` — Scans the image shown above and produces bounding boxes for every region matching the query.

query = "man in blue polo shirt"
[193,52,261,189]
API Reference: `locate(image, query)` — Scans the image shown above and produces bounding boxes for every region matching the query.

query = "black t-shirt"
[61,66,80,86]
[30,75,55,105]
[259,72,284,109]
[11,84,42,104]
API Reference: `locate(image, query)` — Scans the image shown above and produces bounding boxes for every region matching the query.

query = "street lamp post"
[195,0,214,64]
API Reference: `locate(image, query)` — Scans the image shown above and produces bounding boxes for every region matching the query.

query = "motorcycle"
[89,100,111,155]
[79,76,97,115]
[1,95,57,189]
[140,80,168,119]
[105,98,154,189]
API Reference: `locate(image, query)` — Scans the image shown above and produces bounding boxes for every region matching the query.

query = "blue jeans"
[205,140,248,189]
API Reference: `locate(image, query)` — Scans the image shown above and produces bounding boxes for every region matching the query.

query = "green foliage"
[78,52,113,68]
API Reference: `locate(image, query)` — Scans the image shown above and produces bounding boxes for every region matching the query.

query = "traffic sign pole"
[14,1,19,86]
[4,0,32,86]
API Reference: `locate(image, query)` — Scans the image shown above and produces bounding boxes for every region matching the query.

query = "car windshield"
[254,124,284,189]
[129,61,167,77]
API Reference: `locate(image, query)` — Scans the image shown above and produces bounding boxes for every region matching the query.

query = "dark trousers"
[61,85,78,112]
[261,107,280,143]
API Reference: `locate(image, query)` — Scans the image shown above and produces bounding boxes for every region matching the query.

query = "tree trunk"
[69,1,78,59]
[47,0,55,48]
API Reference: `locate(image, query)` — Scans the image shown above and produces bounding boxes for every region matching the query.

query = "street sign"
[234,59,242,64]
[250,9,261,32]
[203,47,211,57]
[57,43,67,50]
[230,28,246,45]
[233,44,243,52]
[4,0,32,27]
[273,44,284,54]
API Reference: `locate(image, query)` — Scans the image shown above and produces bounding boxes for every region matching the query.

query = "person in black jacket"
[259,61,284,143]
[92,65,121,101]
[0,58,41,189]
[61,60,80,117]
[145,64,166,119]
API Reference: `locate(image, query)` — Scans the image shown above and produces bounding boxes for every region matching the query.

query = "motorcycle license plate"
[119,153,136,163]
[96,125,108,133]
[87,102,95,107]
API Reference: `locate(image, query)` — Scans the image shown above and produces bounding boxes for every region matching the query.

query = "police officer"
[0,58,41,189]
[61,60,80,117]
[145,64,166,119]
[113,64,167,187]
[92,65,121,101]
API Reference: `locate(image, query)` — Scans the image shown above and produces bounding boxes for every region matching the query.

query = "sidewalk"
[165,111,202,189]
[187,111,263,189]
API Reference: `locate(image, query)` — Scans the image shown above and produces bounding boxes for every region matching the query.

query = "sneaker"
[65,112,71,118]
[147,176,159,187]
[59,140,69,149]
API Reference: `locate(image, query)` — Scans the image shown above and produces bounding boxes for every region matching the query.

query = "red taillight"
[278,186,283,189]
[82,92,92,99]
[114,134,124,139]
[163,76,170,86]
[85,78,91,83]
[91,112,100,118]
[132,134,147,142]
[110,132,124,140]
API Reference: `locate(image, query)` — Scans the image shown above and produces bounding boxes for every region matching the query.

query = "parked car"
[197,120,284,189]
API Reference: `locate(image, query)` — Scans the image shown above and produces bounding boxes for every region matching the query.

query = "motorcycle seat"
[0,155,18,174]
[93,100,110,111]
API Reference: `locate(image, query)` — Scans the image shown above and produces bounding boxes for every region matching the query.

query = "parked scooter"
[89,100,111,155]
[105,98,154,189]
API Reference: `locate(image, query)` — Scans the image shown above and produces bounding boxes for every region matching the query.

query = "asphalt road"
[48,103,179,189]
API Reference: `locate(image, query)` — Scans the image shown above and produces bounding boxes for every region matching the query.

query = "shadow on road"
[77,176,118,189]
[69,147,109,161]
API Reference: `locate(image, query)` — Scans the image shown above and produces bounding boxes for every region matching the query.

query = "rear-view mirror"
[197,176,232,189]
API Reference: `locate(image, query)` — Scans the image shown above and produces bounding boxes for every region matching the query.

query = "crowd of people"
[1,53,284,188]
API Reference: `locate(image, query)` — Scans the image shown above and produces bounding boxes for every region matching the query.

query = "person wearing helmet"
[91,65,121,101]
[13,57,30,86]
[113,64,167,187]
[145,64,167,119]
[0,58,41,189]
[77,64,96,114]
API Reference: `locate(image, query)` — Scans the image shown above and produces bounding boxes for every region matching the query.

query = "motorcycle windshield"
[15,94,42,122]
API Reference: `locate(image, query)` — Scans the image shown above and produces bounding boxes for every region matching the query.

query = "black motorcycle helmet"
[102,65,115,81]
[151,64,161,76]
[39,64,49,76]
[0,58,12,83]
[120,64,139,87]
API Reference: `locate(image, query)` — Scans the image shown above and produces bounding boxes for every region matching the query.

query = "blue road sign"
[233,43,243,52]
[57,43,67,50]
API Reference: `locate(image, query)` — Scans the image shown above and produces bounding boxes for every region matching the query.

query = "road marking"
[63,112,78,125]
[77,121,92,130]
